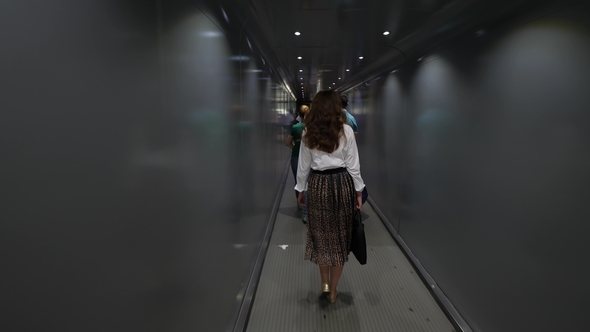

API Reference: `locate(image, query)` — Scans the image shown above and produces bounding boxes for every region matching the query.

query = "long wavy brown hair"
[303,90,345,153]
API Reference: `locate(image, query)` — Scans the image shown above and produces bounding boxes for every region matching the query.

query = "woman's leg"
[328,266,344,299]
[318,266,330,296]
[319,266,329,285]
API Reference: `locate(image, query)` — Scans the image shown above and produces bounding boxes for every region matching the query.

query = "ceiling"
[235,0,542,101]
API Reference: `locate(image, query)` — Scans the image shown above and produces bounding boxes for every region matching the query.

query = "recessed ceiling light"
[383,31,390,35]
[332,83,336,85]
[346,69,350,72]
[299,69,303,72]
[338,77,341,80]
[294,31,301,36]
[297,56,302,59]
[359,56,364,60]
[300,78,303,80]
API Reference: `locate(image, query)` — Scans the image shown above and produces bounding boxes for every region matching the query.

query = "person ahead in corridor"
[340,94,368,205]
[286,104,310,222]
[295,89,365,304]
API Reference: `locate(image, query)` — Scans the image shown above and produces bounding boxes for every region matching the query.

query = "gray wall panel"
[0,0,292,331]
[349,2,590,331]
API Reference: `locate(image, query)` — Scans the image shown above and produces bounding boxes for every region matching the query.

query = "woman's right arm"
[355,191,363,210]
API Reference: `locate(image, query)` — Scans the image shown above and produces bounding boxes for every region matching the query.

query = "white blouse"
[295,124,365,192]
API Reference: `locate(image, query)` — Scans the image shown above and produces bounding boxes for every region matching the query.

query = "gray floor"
[246,175,456,332]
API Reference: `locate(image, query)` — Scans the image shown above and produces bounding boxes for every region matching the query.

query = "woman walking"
[295,90,365,303]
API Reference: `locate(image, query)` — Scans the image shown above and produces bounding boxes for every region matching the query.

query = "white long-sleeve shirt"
[295,124,365,192]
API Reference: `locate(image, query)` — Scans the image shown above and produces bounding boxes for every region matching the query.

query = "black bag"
[350,209,367,265]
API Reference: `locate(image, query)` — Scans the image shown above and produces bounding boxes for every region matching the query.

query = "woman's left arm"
[295,135,312,193]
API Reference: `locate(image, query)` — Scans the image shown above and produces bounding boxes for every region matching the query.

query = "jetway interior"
[2,0,590,331]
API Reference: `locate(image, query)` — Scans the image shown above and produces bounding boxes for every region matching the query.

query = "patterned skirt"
[305,168,356,266]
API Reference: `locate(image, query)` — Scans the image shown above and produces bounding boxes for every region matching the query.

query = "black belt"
[312,167,346,175]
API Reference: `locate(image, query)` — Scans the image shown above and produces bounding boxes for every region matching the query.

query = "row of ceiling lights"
[294,31,390,36]
[296,32,303,97]
[293,28,488,98]
[294,30,390,97]
[296,57,362,61]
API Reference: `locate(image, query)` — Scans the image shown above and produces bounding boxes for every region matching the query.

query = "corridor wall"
[0,1,292,331]
[349,2,590,331]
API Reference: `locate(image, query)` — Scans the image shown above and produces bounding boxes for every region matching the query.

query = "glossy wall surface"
[349,2,590,331]
[0,1,293,331]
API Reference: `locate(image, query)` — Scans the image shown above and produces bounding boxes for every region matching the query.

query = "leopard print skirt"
[304,168,356,266]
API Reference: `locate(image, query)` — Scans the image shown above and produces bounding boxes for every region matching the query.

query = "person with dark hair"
[295,90,365,304]
[286,104,310,222]
[339,94,358,136]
